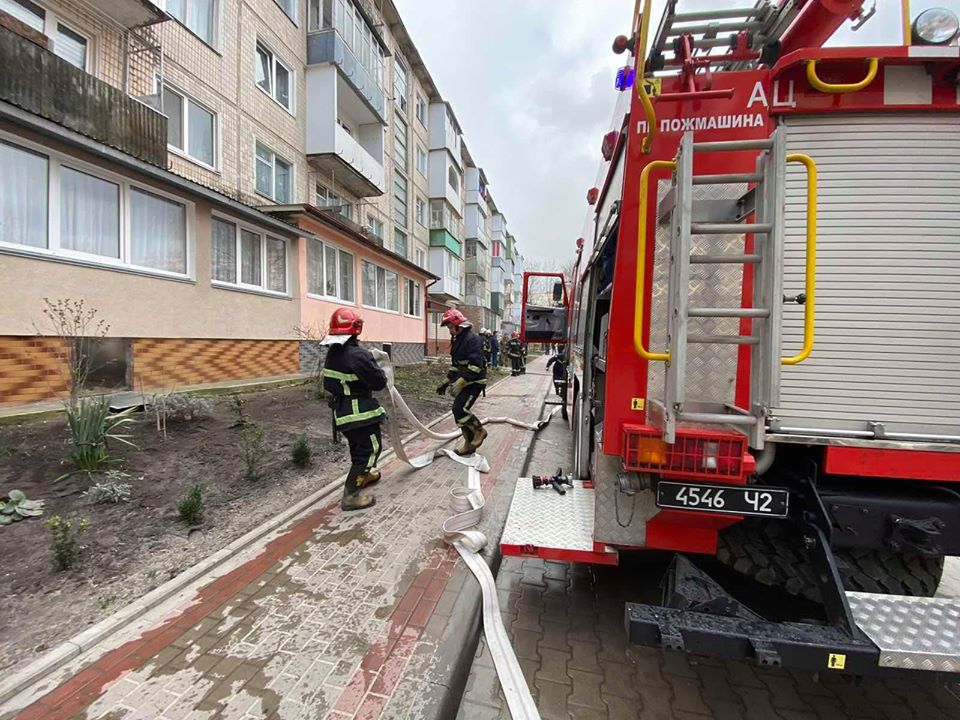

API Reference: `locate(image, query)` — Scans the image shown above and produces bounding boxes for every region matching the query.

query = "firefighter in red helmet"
[322,307,387,511]
[436,308,488,455]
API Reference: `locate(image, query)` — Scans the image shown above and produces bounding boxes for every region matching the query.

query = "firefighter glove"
[436,382,450,396]
[449,377,468,396]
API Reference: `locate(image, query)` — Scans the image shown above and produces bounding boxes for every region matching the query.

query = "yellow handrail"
[634,160,676,363]
[635,0,656,153]
[782,153,817,365]
[805,57,879,94]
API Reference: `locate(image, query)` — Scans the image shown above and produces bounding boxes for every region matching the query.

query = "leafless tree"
[36,298,110,406]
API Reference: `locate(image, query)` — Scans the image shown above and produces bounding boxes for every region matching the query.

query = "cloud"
[394,0,960,262]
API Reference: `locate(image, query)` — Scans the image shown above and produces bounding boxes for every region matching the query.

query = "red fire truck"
[504,0,960,676]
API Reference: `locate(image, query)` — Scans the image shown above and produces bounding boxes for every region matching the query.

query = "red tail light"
[601,130,619,161]
[586,187,599,205]
[622,425,753,482]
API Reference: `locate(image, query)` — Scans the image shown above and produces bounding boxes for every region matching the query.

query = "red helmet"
[441,308,468,328]
[511,331,519,338]
[329,307,364,336]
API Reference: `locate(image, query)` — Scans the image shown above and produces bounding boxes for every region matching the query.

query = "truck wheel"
[717,522,944,599]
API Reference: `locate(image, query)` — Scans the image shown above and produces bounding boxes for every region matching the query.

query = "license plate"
[656,481,789,518]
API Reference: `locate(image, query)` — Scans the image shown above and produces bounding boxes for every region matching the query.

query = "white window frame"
[273,0,297,24]
[416,248,426,269]
[157,0,218,49]
[163,82,218,172]
[361,259,400,314]
[1,0,94,71]
[255,141,294,203]
[211,213,289,297]
[0,131,195,281]
[393,114,408,171]
[404,277,422,318]
[316,183,350,219]
[394,226,408,259]
[415,195,426,227]
[366,214,384,242]
[255,40,295,114]
[392,171,408,226]
[415,93,427,127]
[306,238,355,303]
[415,144,427,177]
[394,58,408,114]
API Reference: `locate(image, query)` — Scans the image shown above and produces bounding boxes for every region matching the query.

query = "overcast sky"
[395,0,960,263]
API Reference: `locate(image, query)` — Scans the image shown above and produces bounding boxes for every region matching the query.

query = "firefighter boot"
[469,418,488,451]
[341,490,376,511]
[357,469,381,488]
[454,425,475,456]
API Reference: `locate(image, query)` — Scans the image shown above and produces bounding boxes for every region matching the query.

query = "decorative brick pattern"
[299,341,424,376]
[132,338,299,390]
[0,336,69,405]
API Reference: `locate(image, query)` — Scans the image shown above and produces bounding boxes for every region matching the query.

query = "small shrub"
[61,397,136,478]
[46,515,90,571]
[239,425,267,481]
[0,446,13,457]
[152,393,213,424]
[177,484,205,526]
[291,436,312,467]
[228,394,248,429]
[0,489,45,526]
[83,470,132,504]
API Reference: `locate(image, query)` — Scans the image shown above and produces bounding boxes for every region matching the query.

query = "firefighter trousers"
[343,423,382,494]
[452,384,484,438]
[510,355,522,376]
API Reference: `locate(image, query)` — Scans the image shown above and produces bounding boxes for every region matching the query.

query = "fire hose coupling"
[532,467,575,495]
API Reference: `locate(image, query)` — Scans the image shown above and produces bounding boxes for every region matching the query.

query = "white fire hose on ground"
[372,351,553,719]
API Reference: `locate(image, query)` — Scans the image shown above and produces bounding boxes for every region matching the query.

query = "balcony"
[490,292,502,316]
[428,102,461,167]
[306,64,385,197]
[85,0,165,28]
[430,229,461,256]
[465,248,489,280]
[464,203,488,245]
[0,24,167,166]
[427,246,463,302]
[307,29,385,122]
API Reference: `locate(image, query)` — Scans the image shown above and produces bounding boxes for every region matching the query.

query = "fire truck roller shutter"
[777,114,960,440]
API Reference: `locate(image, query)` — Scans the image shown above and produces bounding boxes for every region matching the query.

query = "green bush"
[228,394,248,428]
[83,470,132,504]
[239,425,267,481]
[177,484,204,526]
[61,397,136,478]
[47,515,90,571]
[291,436,312,468]
[0,489,45,526]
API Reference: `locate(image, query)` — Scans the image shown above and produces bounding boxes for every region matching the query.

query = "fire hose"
[372,351,553,719]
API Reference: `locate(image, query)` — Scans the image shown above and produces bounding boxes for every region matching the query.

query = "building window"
[393,172,408,226]
[212,216,287,293]
[367,215,384,242]
[255,143,292,202]
[415,145,427,177]
[274,0,296,22]
[415,196,426,227]
[394,59,408,114]
[163,85,216,168]
[394,228,407,259]
[312,0,384,86]
[307,239,355,302]
[1,0,90,69]
[317,184,350,219]
[465,240,477,259]
[256,41,293,112]
[394,114,408,171]
[362,260,399,312]
[161,0,215,47]
[430,199,462,239]
[448,165,460,193]
[416,248,426,269]
[415,93,426,126]
[0,137,190,276]
[404,278,421,317]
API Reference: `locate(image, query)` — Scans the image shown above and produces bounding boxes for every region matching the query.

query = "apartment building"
[0,0,524,405]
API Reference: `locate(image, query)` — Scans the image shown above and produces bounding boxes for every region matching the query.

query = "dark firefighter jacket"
[448,328,487,387]
[546,354,567,382]
[322,336,387,431]
[482,335,492,354]
[506,338,523,358]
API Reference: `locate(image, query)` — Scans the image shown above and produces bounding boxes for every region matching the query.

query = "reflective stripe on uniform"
[466,364,484,373]
[335,402,386,427]
[323,369,359,397]
[367,432,380,469]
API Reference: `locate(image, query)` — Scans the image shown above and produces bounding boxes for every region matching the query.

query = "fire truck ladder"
[659,129,787,449]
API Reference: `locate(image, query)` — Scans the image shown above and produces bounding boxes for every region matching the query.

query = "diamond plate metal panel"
[501,477,596,552]
[648,183,746,408]
[847,591,960,672]
[593,452,658,546]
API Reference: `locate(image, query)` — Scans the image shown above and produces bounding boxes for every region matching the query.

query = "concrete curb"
[0,393,460,710]
[428,382,549,720]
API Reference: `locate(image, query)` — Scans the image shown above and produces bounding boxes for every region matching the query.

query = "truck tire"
[717,521,944,599]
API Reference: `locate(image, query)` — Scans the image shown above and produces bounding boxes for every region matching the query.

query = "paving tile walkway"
[3,359,552,720]
[457,398,960,720]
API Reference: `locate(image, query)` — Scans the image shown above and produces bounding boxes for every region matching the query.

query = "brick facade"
[0,337,69,405]
[131,339,299,390]
[299,340,424,376]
